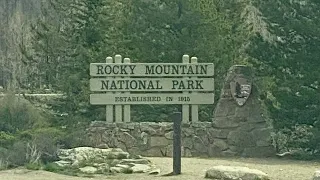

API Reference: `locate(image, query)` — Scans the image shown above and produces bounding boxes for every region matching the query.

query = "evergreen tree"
[248,0,320,154]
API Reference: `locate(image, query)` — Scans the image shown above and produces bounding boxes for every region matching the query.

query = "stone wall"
[87,65,275,157]
[87,121,274,157]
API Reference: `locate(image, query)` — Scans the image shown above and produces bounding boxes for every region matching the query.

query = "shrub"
[0,159,9,170]
[0,94,48,133]
[18,127,65,163]
[60,124,93,148]
[43,162,64,172]
[25,162,42,170]
[0,147,9,170]
[0,93,65,166]
[0,131,16,147]
[273,124,320,160]
[7,141,28,167]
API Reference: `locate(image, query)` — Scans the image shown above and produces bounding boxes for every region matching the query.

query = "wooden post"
[106,57,114,122]
[172,112,182,175]
[114,55,123,122]
[182,55,190,123]
[123,57,131,122]
[191,57,199,122]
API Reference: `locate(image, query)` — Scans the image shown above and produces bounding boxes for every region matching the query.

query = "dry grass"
[0,157,319,180]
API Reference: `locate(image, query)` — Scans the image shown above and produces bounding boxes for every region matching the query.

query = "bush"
[0,93,66,167]
[0,147,9,170]
[43,162,64,172]
[0,159,9,170]
[7,141,28,167]
[0,128,64,167]
[273,124,320,160]
[18,127,65,163]
[60,123,93,148]
[0,131,16,147]
[25,162,42,170]
[0,94,48,133]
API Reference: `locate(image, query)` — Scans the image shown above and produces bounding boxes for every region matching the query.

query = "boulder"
[313,170,320,180]
[148,168,161,175]
[79,166,98,174]
[96,163,109,173]
[120,159,150,165]
[205,165,270,180]
[54,160,71,167]
[96,144,109,149]
[54,147,157,175]
[131,164,151,173]
[110,167,123,173]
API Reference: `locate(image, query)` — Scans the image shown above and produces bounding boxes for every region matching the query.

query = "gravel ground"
[0,157,319,180]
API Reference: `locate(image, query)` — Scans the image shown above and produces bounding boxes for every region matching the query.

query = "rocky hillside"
[0,0,42,89]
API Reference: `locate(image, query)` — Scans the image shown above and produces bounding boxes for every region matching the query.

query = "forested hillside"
[0,0,319,164]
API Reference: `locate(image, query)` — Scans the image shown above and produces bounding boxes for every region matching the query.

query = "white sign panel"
[90,93,214,105]
[90,78,214,92]
[90,63,214,77]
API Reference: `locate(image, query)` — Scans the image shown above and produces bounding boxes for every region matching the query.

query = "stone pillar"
[212,65,275,157]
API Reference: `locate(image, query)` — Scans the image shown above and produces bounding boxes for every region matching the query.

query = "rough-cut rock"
[252,128,272,147]
[213,139,229,151]
[140,123,157,135]
[131,164,151,173]
[213,117,240,128]
[97,164,110,173]
[184,148,192,157]
[148,168,161,175]
[79,166,98,174]
[110,167,123,173]
[193,136,207,153]
[162,145,185,157]
[150,136,170,147]
[54,147,157,175]
[54,160,71,167]
[208,129,230,139]
[313,170,320,180]
[57,147,130,165]
[96,144,109,149]
[120,159,150,165]
[205,166,270,180]
[227,130,255,147]
[164,131,173,139]
[118,132,136,148]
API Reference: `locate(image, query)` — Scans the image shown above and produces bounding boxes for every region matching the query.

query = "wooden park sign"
[90,54,214,175]
[90,54,214,123]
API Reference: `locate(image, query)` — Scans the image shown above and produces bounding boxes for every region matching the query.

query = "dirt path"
[0,157,319,180]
